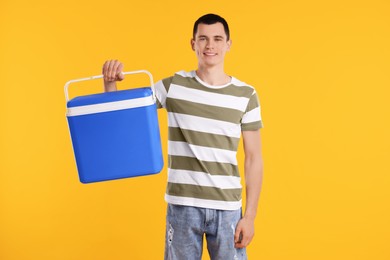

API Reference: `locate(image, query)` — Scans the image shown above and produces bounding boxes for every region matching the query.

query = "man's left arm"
[234,129,263,248]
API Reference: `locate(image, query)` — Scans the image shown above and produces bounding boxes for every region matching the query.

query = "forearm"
[243,154,263,220]
[234,153,263,248]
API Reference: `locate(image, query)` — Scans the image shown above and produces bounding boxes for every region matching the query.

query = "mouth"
[204,52,217,56]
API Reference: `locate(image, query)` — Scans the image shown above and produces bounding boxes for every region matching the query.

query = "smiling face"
[191,22,232,69]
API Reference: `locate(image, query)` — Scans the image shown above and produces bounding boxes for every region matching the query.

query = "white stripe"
[169,84,249,112]
[66,96,154,116]
[155,80,168,107]
[168,141,238,165]
[168,169,242,189]
[165,194,242,210]
[231,77,254,88]
[176,70,255,89]
[242,107,261,124]
[168,112,241,138]
[176,70,193,78]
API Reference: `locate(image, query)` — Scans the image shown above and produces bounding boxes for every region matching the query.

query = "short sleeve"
[241,89,263,131]
[154,77,173,109]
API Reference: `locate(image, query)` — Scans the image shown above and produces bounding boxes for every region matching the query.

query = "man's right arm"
[102,60,125,92]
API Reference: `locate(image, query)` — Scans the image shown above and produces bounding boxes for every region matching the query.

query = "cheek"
[194,45,203,55]
[222,45,230,53]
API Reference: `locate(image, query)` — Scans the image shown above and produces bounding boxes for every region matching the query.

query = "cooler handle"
[64,70,155,102]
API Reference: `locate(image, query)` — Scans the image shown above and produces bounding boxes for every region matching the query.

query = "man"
[102,13,263,260]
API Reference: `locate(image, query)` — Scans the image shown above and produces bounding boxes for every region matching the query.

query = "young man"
[103,13,263,260]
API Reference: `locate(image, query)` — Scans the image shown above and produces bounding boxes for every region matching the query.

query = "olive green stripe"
[246,93,260,112]
[167,183,242,202]
[169,127,239,151]
[168,155,240,177]
[173,74,255,98]
[241,121,263,131]
[166,98,243,124]
[162,77,173,92]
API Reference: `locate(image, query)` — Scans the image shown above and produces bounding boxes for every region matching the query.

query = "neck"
[196,66,231,86]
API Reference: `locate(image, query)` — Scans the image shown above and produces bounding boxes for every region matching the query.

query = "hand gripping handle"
[64,70,155,102]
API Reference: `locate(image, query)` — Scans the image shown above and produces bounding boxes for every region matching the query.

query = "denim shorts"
[164,204,247,260]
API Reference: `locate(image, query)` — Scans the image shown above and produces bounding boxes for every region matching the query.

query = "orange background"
[1,0,389,259]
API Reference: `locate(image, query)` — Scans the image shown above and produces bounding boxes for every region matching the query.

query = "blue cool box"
[66,86,163,183]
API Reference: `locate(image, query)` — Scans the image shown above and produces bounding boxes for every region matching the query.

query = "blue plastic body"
[66,87,163,183]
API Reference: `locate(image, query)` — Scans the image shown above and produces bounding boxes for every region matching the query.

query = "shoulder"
[229,77,258,98]
[174,70,195,78]
[160,70,195,85]
[169,70,199,88]
[156,70,196,94]
[231,77,255,90]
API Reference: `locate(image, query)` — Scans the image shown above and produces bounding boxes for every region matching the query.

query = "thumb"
[117,71,124,81]
[234,223,242,243]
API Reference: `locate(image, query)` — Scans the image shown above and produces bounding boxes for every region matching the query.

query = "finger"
[234,226,241,243]
[240,233,250,248]
[234,237,246,249]
[235,231,245,248]
[242,232,255,248]
[105,60,114,81]
[102,61,106,75]
[235,242,245,249]
[117,63,124,81]
[106,60,114,81]
[109,60,119,80]
[113,61,123,81]
[117,71,124,81]
[102,61,110,81]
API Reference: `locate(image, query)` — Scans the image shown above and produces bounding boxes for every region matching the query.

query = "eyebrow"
[197,35,225,39]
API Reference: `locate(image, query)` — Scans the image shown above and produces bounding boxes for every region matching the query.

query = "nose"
[206,39,214,49]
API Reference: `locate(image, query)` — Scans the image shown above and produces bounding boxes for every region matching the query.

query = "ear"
[190,38,195,51]
[227,39,232,51]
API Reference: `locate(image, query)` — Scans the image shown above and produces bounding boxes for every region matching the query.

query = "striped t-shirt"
[155,70,263,210]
